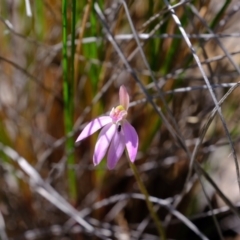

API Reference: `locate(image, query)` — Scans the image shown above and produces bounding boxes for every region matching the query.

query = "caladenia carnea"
[76,85,138,169]
[76,85,165,238]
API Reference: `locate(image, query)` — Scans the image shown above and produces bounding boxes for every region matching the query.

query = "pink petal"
[76,116,112,142]
[119,85,129,110]
[107,127,125,169]
[123,120,138,162]
[93,123,116,166]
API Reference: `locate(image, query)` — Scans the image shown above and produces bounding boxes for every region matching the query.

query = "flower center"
[110,105,127,123]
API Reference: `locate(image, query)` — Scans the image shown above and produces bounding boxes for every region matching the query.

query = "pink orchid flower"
[76,86,139,169]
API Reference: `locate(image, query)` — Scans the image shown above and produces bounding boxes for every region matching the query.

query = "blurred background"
[0,0,240,239]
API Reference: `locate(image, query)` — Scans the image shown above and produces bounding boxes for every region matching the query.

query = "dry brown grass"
[1,0,240,239]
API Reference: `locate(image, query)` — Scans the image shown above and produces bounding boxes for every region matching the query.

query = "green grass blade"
[62,0,77,200]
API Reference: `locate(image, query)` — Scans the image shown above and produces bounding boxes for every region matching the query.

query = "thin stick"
[74,0,92,98]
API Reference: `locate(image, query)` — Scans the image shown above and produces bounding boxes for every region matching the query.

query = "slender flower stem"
[129,160,166,239]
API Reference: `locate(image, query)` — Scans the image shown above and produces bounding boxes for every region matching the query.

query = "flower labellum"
[76,86,139,169]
